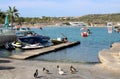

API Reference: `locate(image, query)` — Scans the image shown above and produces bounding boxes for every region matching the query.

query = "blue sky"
[0,0,120,17]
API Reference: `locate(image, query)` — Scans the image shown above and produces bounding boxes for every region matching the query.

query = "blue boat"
[19,35,50,43]
[13,27,52,49]
[17,35,52,48]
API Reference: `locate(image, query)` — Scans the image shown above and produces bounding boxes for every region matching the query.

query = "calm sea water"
[0,26,120,63]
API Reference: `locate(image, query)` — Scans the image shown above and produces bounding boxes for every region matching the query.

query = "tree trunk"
[11,14,14,31]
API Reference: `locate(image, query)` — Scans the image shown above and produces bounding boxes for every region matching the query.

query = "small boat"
[51,37,68,45]
[114,25,120,33]
[13,26,31,32]
[51,39,64,45]
[81,32,89,37]
[80,27,91,37]
[22,43,44,49]
[107,22,113,33]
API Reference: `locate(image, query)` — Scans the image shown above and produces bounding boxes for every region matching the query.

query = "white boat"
[107,22,113,33]
[69,22,87,26]
[22,43,44,49]
[13,27,31,32]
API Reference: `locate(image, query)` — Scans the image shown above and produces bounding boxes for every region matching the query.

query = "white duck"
[57,65,65,75]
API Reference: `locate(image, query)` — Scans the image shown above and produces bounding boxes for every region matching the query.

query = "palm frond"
[15,13,19,17]
[8,6,12,11]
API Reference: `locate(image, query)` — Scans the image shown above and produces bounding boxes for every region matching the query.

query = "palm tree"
[7,6,19,31]
[0,9,6,23]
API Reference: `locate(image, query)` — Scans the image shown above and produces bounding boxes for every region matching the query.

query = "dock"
[10,41,80,60]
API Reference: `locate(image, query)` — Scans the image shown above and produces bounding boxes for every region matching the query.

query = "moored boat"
[80,27,91,37]
[81,32,89,37]
[51,39,64,45]
[51,37,68,45]
[17,35,51,49]
[22,43,44,49]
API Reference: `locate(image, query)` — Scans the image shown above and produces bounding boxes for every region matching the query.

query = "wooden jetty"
[10,41,80,60]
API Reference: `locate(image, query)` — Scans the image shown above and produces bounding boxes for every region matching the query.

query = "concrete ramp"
[98,42,120,71]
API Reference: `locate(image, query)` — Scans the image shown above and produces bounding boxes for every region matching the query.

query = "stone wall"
[0,35,17,46]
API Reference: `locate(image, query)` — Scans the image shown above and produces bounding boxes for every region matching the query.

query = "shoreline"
[0,57,120,79]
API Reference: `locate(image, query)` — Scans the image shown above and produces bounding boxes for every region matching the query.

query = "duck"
[43,67,49,74]
[69,67,74,74]
[70,66,77,72]
[57,65,65,75]
[34,69,38,78]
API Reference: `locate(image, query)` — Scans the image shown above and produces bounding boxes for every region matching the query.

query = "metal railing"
[0,28,15,35]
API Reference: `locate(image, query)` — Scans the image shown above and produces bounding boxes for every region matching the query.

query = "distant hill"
[1,11,120,26]
[79,13,120,23]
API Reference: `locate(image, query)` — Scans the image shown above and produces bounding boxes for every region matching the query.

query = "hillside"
[79,13,120,23]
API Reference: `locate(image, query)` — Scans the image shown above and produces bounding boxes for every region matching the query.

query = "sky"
[0,0,120,17]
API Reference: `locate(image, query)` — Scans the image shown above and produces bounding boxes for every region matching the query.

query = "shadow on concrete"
[0,66,15,70]
[0,60,11,63]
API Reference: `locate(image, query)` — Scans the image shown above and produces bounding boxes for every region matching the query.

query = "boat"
[18,36,50,44]
[80,27,91,37]
[12,36,47,49]
[13,26,52,48]
[51,39,64,45]
[17,35,51,49]
[69,22,88,26]
[114,25,120,33]
[13,26,31,32]
[107,22,113,33]
[22,43,44,49]
[81,32,89,37]
[51,37,68,45]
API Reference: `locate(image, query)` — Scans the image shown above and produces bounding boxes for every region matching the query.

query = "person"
[63,37,68,43]
[27,32,33,36]
[87,29,92,34]
[33,33,38,36]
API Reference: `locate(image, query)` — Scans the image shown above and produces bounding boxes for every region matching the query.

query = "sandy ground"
[0,58,120,79]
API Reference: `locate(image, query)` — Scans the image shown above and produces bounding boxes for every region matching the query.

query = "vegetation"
[0,6,120,26]
[0,9,6,23]
[7,6,19,30]
[15,13,120,26]
[79,13,120,23]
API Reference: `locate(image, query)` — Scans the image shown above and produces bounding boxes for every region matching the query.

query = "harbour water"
[0,26,120,63]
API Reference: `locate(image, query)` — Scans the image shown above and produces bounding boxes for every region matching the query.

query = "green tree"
[7,6,19,31]
[0,9,6,23]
